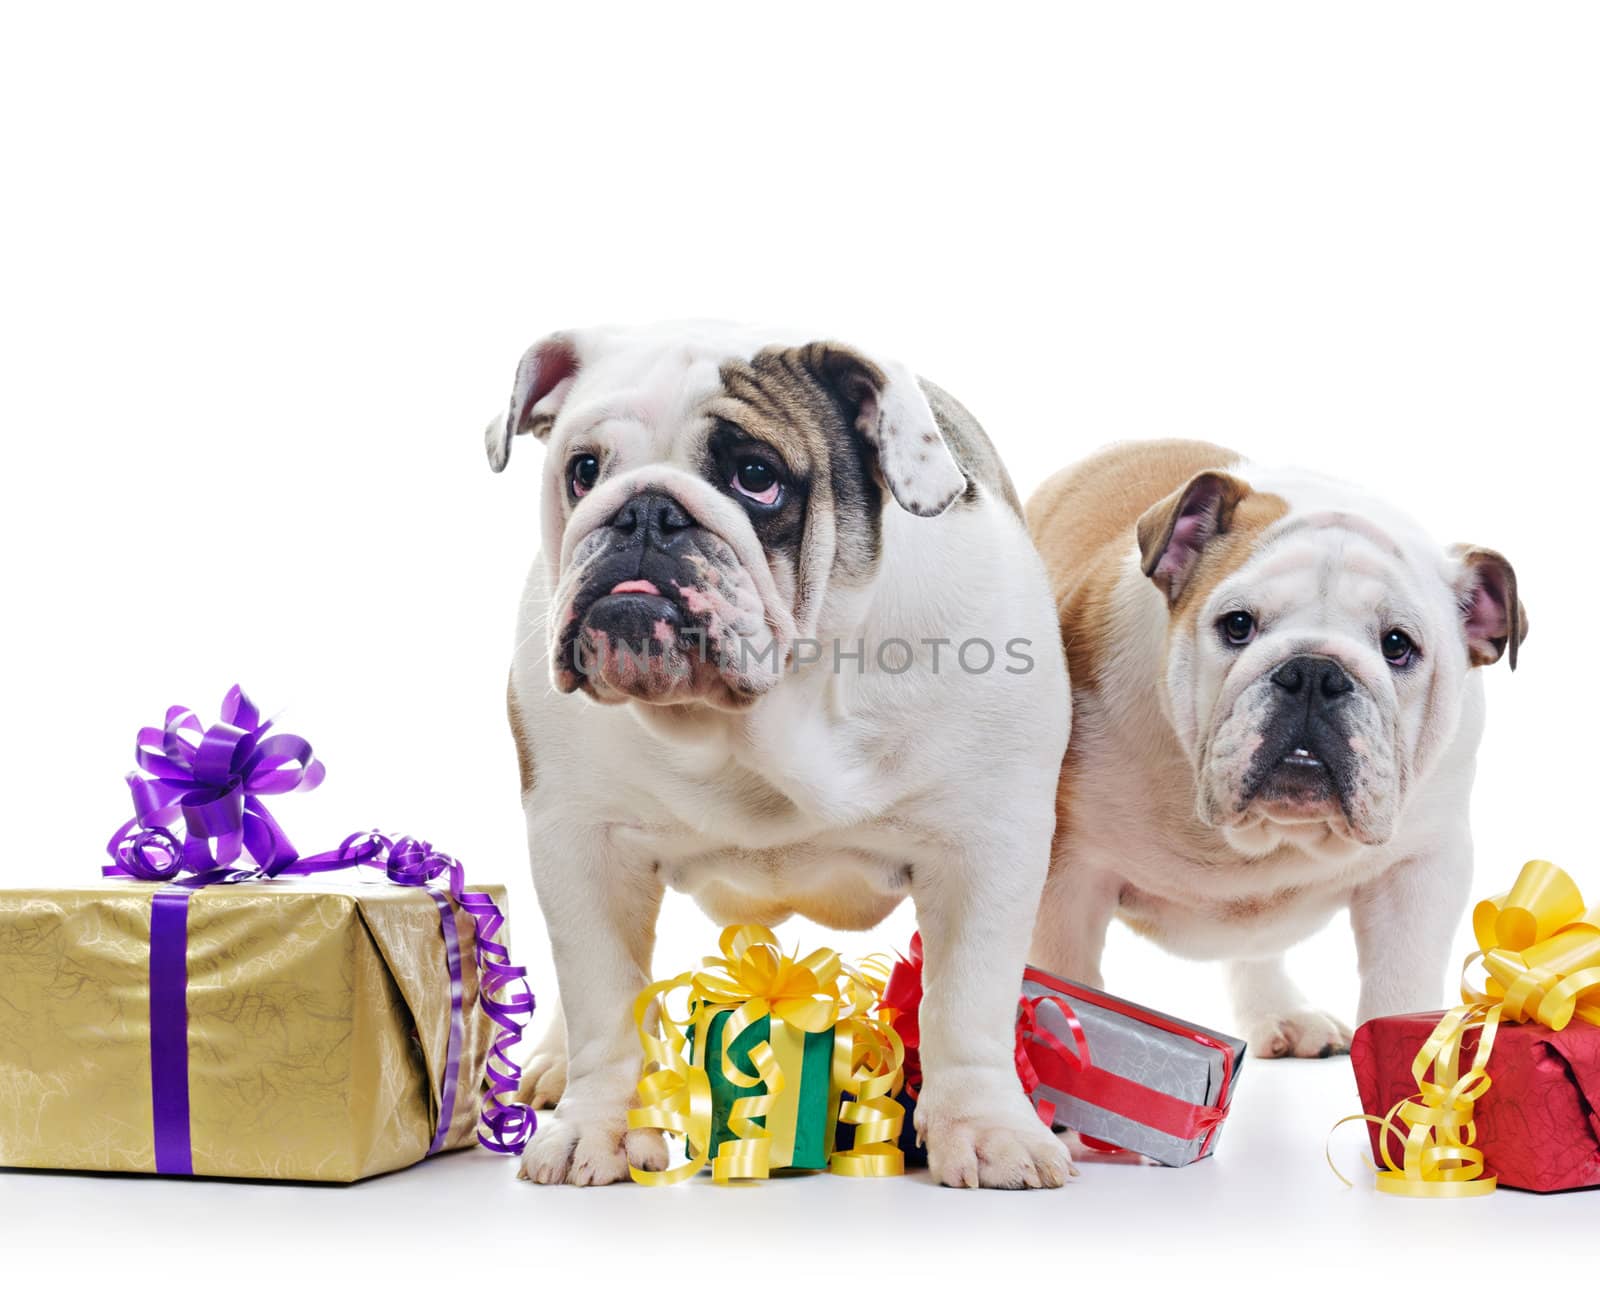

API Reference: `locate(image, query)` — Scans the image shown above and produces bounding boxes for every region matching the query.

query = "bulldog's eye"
[568,453,601,499]
[1380,628,1416,667]
[731,457,782,507]
[1218,611,1256,647]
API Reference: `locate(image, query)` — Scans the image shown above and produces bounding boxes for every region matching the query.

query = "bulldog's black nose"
[1271,655,1354,701]
[608,491,696,547]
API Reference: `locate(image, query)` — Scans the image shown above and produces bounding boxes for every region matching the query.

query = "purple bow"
[105,685,324,879]
[102,687,536,1171]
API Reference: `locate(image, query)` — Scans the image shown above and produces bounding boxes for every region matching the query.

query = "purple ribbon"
[103,686,537,1173]
[147,889,194,1175]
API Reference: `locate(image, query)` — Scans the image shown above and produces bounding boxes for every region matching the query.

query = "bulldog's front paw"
[1247,1008,1352,1058]
[916,1073,1076,1190]
[517,1113,667,1186]
[517,1046,568,1110]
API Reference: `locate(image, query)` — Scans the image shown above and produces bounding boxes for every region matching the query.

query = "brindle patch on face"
[706,346,885,609]
[699,416,812,568]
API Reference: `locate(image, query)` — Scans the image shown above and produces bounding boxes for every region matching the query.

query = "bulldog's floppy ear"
[485,334,581,472]
[1452,545,1528,670]
[1136,470,1253,603]
[804,342,967,517]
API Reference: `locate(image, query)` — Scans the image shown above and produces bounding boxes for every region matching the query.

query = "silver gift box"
[1021,968,1247,1167]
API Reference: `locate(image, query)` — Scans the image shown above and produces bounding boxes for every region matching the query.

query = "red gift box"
[1351,1013,1600,1193]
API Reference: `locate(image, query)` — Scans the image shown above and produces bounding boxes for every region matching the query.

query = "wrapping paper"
[0,877,507,1182]
[1352,1014,1600,1193]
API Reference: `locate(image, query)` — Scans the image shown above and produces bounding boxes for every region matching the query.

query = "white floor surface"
[3,1055,1591,1296]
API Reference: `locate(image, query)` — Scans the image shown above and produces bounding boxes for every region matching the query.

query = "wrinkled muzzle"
[1200,654,1400,847]
[550,488,785,707]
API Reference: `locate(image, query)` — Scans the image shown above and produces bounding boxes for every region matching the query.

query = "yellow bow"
[1471,861,1600,1031]
[626,924,905,1185]
[1331,860,1600,1197]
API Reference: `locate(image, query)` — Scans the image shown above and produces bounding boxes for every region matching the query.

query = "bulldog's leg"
[1226,955,1352,1058]
[517,997,568,1109]
[1029,856,1120,987]
[1351,847,1472,1025]
[517,811,668,1185]
[911,819,1076,1190]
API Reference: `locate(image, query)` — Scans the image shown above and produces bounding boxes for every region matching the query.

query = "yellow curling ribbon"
[626,924,905,1184]
[1330,860,1600,1197]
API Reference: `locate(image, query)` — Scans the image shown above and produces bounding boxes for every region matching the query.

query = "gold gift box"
[0,877,508,1182]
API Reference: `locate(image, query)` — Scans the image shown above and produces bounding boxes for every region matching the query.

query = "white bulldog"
[490,323,1072,1187]
[1026,440,1528,1057]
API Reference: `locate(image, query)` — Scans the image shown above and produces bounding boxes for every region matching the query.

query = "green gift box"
[625,924,907,1184]
[691,1007,840,1169]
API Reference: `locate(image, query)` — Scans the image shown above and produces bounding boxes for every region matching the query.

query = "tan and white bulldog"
[490,323,1073,1187]
[1026,440,1527,1057]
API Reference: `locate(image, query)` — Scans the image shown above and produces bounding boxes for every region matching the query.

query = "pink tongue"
[610,579,660,596]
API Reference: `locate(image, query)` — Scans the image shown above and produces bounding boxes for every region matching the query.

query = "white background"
[2,2,1596,1293]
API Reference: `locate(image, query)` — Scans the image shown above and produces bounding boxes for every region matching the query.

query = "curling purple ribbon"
[294,832,539,1157]
[103,686,537,1173]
